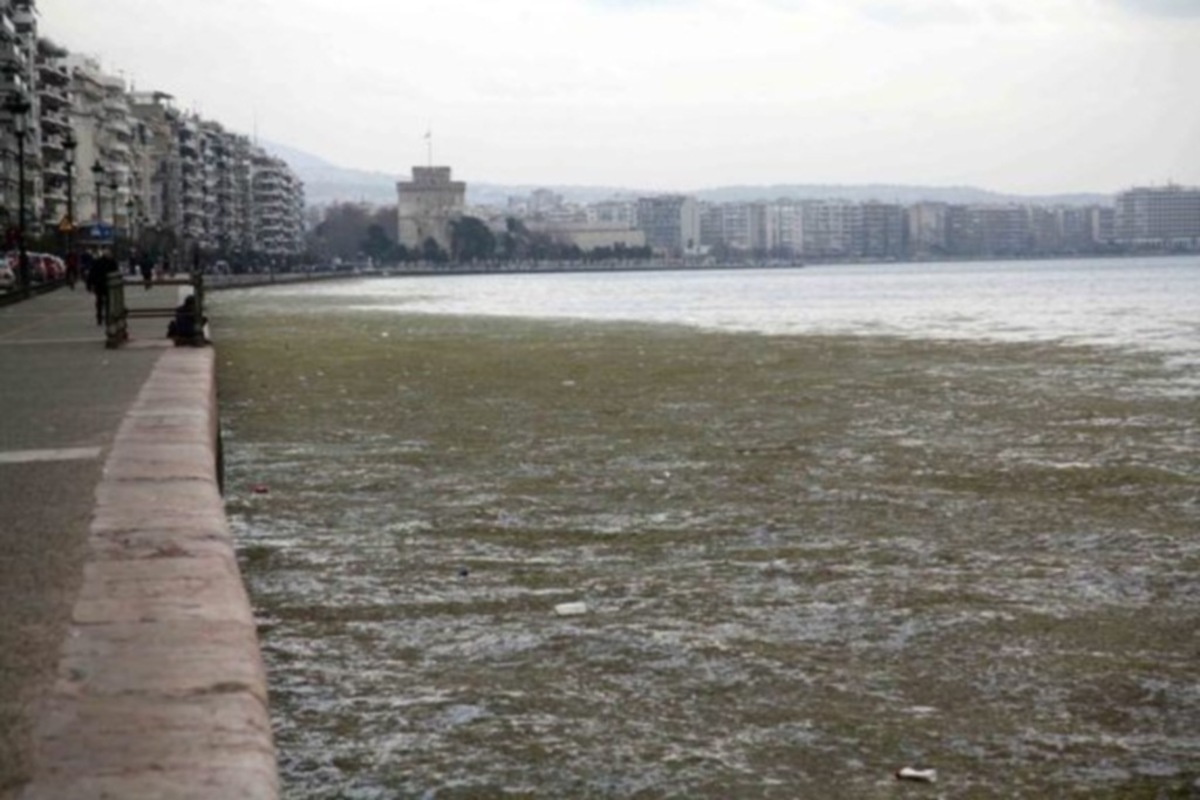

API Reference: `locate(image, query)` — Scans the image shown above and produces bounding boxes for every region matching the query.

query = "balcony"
[102,139,131,157]
[38,83,69,108]
[37,62,70,86]
[104,117,132,137]
[40,109,69,133]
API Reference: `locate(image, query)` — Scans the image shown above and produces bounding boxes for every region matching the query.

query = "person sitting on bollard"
[167,294,207,345]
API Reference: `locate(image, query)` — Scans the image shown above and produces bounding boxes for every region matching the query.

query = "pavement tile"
[72,558,254,626]
[102,443,216,482]
[55,619,268,703]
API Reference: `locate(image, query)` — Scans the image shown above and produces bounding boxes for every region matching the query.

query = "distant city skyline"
[37,0,1199,195]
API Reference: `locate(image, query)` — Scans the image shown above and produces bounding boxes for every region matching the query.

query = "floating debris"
[895,766,937,783]
[554,602,588,617]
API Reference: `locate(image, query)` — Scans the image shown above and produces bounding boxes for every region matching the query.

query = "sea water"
[216,257,1200,798]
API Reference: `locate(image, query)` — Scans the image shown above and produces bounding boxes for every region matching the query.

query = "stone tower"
[396,166,466,252]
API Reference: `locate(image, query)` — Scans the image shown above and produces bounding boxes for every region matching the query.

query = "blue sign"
[87,223,114,241]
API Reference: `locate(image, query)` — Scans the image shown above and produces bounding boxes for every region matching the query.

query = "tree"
[450,216,496,264]
[422,237,447,264]
[361,224,395,263]
[308,203,372,261]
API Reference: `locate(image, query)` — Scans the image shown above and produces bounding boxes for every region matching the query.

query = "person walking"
[65,250,79,290]
[138,250,154,290]
[88,249,118,326]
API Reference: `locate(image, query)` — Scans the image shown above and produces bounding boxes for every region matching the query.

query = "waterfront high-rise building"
[636,195,699,257]
[2,0,305,269]
[801,200,859,258]
[859,201,907,260]
[36,37,71,233]
[252,149,305,259]
[767,201,804,257]
[908,202,948,258]
[1,0,36,235]
[1115,185,1200,250]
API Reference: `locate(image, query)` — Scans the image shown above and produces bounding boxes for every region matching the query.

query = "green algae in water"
[217,302,1200,799]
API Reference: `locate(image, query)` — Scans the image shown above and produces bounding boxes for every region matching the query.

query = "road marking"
[0,338,102,347]
[0,447,103,465]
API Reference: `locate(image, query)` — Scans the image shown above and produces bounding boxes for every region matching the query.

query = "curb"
[18,348,278,799]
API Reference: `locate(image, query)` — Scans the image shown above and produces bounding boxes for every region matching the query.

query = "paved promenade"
[0,285,276,799]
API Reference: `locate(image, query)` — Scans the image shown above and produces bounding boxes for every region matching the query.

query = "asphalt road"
[0,282,181,794]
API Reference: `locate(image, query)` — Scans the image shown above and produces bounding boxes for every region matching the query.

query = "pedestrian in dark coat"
[89,250,118,326]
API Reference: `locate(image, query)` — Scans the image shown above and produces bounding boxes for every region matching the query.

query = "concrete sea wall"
[18,347,277,799]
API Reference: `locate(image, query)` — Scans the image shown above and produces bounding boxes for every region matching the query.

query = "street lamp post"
[64,131,77,258]
[109,177,119,259]
[4,90,32,295]
[91,161,105,223]
[125,197,135,256]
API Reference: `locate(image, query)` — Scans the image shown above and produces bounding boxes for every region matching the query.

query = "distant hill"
[262,140,1113,210]
[693,184,1112,207]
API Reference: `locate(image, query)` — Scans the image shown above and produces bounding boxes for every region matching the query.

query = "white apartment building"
[1115,185,1200,250]
[587,199,637,227]
[252,149,305,258]
[3,0,306,268]
[36,37,70,231]
[801,199,859,258]
[66,54,137,231]
[1,0,35,235]
[636,195,700,256]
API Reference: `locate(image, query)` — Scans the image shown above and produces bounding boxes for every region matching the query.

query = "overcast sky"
[37,0,1199,194]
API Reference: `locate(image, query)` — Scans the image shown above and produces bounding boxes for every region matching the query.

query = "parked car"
[1,251,68,286]
[36,253,66,282]
[0,262,14,292]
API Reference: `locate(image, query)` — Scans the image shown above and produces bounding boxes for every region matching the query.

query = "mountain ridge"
[262,140,1114,209]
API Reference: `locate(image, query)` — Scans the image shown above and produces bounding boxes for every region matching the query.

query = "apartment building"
[1,0,34,236]
[587,199,637,227]
[908,202,949,258]
[2,0,306,268]
[860,201,907,260]
[66,54,140,237]
[636,195,699,256]
[801,200,859,258]
[252,149,305,258]
[128,90,181,233]
[1115,185,1200,250]
[767,202,804,256]
[36,37,70,230]
[1,1,21,229]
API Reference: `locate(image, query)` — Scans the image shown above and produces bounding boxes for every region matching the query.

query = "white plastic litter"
[895,766,937,783]
[554,602,589,617]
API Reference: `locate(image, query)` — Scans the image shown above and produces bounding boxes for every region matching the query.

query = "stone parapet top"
[18,347,279,800]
